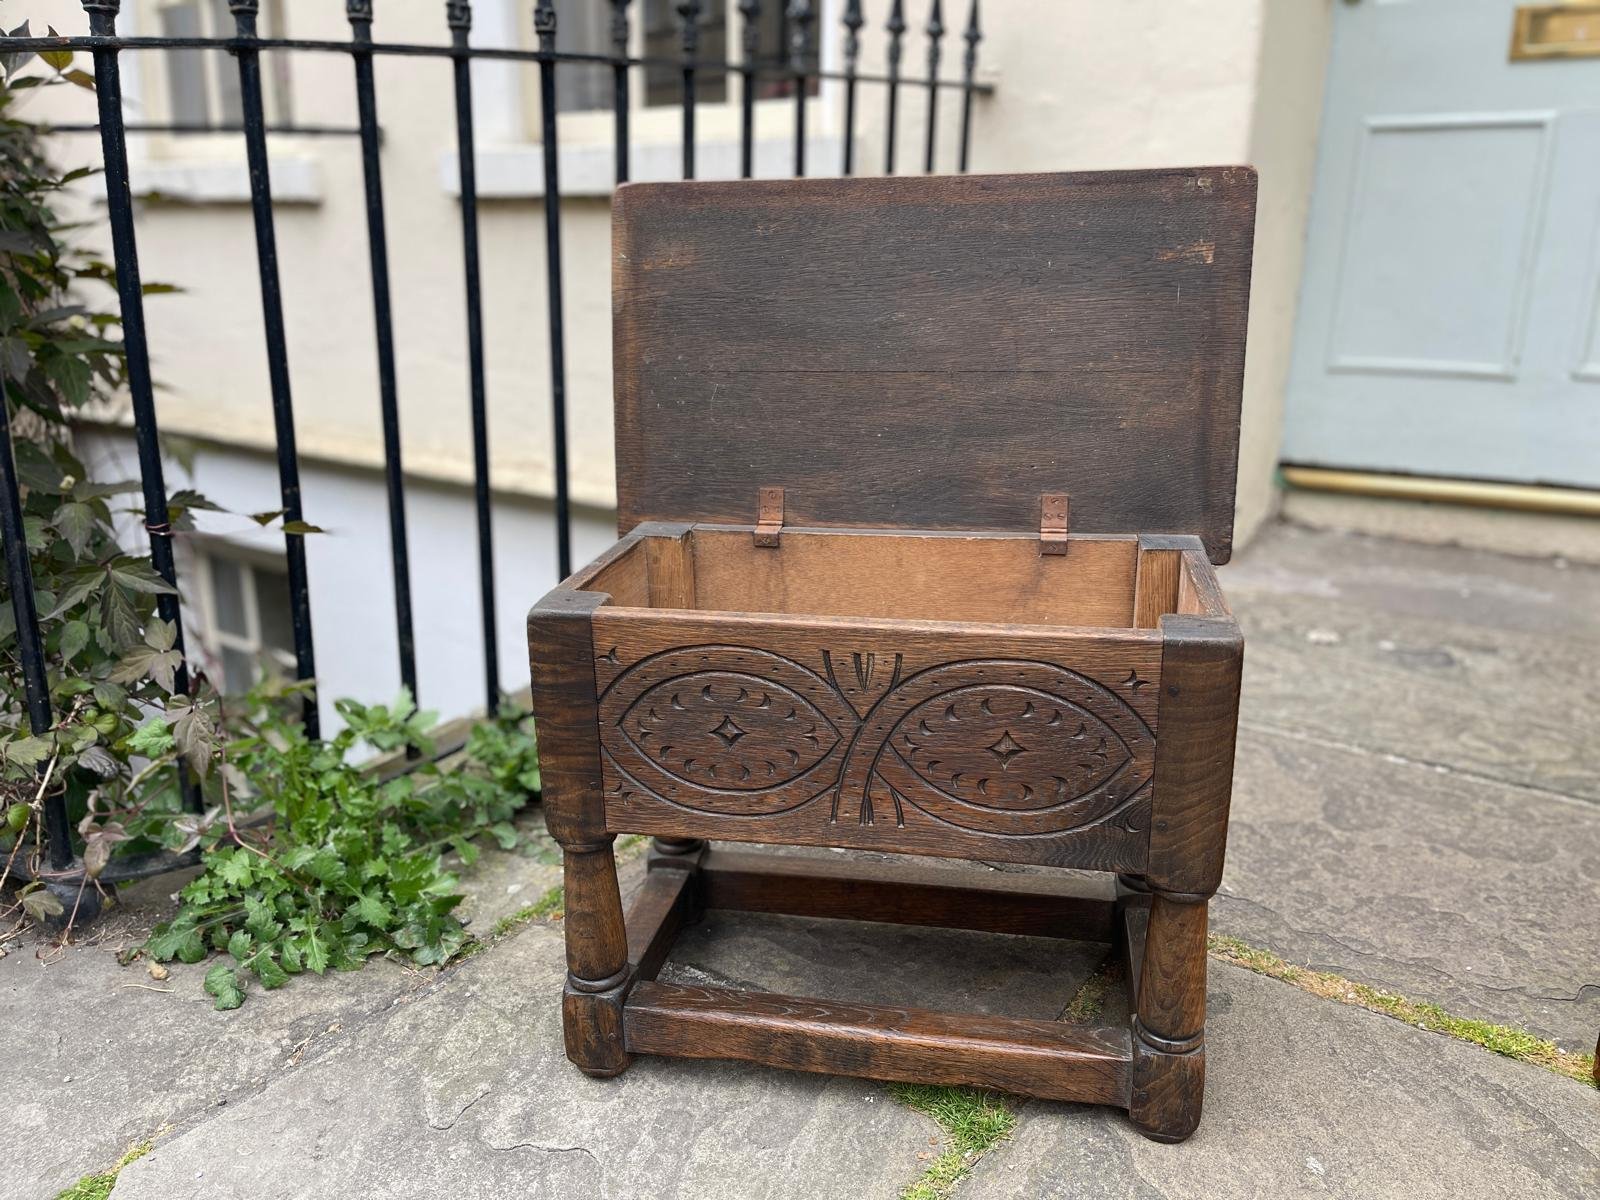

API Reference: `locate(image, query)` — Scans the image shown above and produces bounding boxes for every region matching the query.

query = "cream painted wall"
[27,0,1331,551]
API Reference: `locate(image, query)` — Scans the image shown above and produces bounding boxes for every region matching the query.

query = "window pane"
[752,2,818,100]
[644,0,728,107]
[159,3,211,126]
[211,556,248,636]
[221,645,255,695]
[254,567,295,656]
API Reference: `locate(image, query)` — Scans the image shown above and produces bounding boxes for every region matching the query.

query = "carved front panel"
[595,623,1159,865]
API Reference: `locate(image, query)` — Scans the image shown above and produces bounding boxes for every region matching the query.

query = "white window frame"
[443,0,840,198]
[189,542,297,695]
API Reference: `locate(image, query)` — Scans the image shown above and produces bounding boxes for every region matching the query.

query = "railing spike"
[923,0,945,173]
[445,1,472,32]
[885,0,906,173]
[959,0,982,172]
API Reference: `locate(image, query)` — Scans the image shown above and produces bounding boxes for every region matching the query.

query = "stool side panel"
[1146,612,1244,896]
[591,607,1161,870]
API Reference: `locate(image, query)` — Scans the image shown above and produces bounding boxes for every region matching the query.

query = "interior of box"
[578,527,1223,629]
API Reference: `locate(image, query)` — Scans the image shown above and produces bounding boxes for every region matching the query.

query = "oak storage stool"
[529,168,1255,1142]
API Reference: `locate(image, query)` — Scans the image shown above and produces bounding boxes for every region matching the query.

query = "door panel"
[1283,0,1600,487]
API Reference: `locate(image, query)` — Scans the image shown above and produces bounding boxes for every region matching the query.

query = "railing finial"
[346,0,374,25]
[533,0,556,52]
[677,0,702,60]
[610,0,632,59]
[446,1,472,33]
[963,0,981,68]
[229,0,260,36]
[739,0,762,59]
[886,0,907,70]
[787,1,814,73]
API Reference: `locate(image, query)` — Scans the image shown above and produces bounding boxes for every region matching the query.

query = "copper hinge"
[754,486,784,548]
[1040,492,1070,556]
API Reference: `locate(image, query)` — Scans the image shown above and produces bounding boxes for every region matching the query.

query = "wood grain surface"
[613,169,1257,562]
[625,980,1133,1104]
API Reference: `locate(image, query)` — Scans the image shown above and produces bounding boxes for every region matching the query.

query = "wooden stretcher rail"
[694,849,1118,942]
[624,980,1134,1105]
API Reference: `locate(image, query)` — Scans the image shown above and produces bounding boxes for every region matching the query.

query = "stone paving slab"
[1222,525,1600,806]
[1217,729,1600,1050]
[962,961,1600,1200]
[1214,526,1600,1050]
[109,921,940,1200]
[1,812,566,1200]
[667,909,1106,1019]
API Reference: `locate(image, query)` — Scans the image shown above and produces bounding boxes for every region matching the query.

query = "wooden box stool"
[529,169,1254,1142]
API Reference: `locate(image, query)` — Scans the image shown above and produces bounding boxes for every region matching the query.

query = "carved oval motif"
[842,660,1155,836]
[620,670,839,792]
[599,645,855,816]
[891,685,1131,811]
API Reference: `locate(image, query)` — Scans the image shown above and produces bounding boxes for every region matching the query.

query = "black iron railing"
[0,0,988,887]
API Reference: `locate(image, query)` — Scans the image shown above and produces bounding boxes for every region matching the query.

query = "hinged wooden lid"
[613,168,1257,563]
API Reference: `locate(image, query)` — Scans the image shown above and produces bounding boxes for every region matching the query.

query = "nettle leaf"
[146,919,205,963]
[226,928,254,961]
[217,851,255,890]
[288,918,333,975]
[488,822,519,851]
[351,891,393,930]
[204,963,245,1011]
[245,946,290,990]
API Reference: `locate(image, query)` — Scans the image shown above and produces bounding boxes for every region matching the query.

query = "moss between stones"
[890,1084,1017,1200]
[53,1140,152,1200]
[1208,933,1597,1088]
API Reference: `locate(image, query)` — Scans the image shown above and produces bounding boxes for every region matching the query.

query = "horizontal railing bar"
[4,37,991,92]
[45,121,359,136]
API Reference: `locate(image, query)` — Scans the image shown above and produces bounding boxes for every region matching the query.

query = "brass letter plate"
[1512,3,1600,60]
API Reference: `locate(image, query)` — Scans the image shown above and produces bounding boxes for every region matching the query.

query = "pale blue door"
[1283,0,1600,487]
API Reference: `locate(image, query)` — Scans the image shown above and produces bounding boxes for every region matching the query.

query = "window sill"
[438,136,843,199]
[128,156,323,205]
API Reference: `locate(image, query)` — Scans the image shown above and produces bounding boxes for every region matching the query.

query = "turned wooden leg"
[530,589,634,1079]
[649,836,706,864]
[560,836,632,1077]
[1128,891,1208,1142]
[648,837,708,922]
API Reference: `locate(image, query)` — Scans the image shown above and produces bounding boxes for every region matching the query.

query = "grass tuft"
[488,883,566,939]
[1207,933,1597,1087]
[890,1084,1017,1200]
[54,1141,152,1200]
[1061,956,1121,1023]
